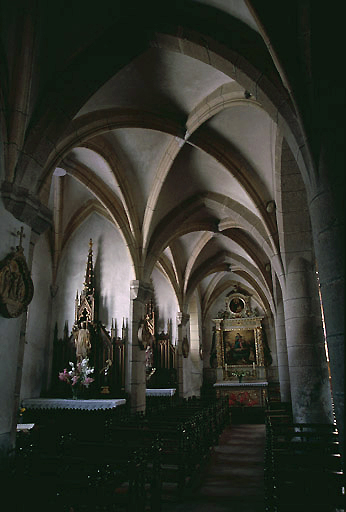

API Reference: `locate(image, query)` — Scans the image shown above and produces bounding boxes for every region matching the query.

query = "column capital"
[177,312,190,327]
[1,181,52,235]
[130,280,153,302]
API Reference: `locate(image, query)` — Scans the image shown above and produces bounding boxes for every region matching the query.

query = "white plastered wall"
[187,292,203,396]
[22,234,53,399]
[52,212,134,348]
[150,267,179,345]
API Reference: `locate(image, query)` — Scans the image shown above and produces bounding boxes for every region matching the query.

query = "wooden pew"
[104,398,226,498]
[11,396,229,510]
[12,431,150,512]
[264,420,344,512]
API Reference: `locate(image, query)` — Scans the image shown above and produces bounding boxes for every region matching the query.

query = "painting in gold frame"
[223,329,256,365]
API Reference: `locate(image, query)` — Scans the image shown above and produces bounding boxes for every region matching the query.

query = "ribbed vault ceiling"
[39,0,285,319]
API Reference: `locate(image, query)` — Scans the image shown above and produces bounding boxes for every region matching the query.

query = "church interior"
[0,1,344,511]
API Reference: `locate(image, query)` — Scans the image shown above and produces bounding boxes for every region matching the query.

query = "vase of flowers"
[59,358,95,399]
[231,369,250,382]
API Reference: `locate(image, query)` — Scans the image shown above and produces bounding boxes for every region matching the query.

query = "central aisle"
[162,423,266,512]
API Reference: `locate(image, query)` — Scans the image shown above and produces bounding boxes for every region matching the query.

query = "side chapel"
[50,239,177,400]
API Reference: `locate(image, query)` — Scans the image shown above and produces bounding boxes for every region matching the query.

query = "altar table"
[146,388,176,397]
[21,398,127,437]
[22,398,126,410]
[214,381,268,407]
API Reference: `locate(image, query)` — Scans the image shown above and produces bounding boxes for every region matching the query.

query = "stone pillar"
[0,182,52,461]
[309,186,344,453]
[176,312,190,398]
[275,300,291,402]
[278,139,334,426]
[214,322,224,382]
[127,280,152,414]
[283,257,333,423]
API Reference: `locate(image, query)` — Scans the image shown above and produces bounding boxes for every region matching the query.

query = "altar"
[21,398,127,439]
[146,388,176,397]
[213,381,268,407]
[210,288,272,411]
[22,398,126,411]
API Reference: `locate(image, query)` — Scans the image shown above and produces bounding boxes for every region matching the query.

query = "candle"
[253,362,255,370]
[225,363,228,371]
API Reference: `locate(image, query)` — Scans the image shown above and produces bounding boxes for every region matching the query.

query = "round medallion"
[229,297,245,314]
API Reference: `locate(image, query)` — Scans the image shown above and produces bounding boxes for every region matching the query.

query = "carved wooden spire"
[73,239,96,327]
[83,238,94,296]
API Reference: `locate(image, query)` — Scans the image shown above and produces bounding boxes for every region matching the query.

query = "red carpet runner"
[162,423,266,512]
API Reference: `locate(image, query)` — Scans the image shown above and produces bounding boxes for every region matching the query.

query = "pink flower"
[83,377,94,387]
[58,358,95,390]
[58,371,68,382]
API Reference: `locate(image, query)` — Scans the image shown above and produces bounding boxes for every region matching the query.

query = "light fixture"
[266,201,276,213]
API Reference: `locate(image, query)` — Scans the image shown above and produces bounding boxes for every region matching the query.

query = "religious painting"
[229,297,245,314]
[223,329,256,365]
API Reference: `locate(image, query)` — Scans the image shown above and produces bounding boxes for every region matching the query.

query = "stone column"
[278,140,333,426]
[176,312,190,398]
[127,280,152,414]
[309,185,344,453]
[275,300,291,402]
[283,256,333,423]
[214,321,224,382]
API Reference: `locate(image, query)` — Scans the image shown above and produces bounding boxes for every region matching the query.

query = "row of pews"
[264,400,344,512]
[9,396,230,512]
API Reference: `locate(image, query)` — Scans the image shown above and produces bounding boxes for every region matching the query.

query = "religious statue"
[75,321,91,361]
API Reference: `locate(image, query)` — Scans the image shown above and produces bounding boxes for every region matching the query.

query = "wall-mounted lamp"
[266,201,276,213]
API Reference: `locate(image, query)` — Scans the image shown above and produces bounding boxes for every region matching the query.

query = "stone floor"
[162,423,266,512]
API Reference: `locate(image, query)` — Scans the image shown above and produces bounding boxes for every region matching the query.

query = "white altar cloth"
[16,423,35,431]
[146,388,176,396]
[214,381,268,388]
[22,398,126,411]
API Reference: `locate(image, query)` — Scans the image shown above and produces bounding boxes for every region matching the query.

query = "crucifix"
[16,226,25,250]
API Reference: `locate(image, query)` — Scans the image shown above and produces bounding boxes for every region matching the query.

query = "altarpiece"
[212,287,270,407]
[51,240,127,398]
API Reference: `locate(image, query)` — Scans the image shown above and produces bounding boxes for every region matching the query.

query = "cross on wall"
[17,226,25,248]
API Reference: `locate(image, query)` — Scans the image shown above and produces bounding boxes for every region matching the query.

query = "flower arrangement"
[228,391,258,407]
[231,369,250,378]
[59,358,94,398]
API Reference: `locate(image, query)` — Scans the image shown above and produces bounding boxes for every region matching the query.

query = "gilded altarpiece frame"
[212,289,267,406]
[213,317,265,372]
